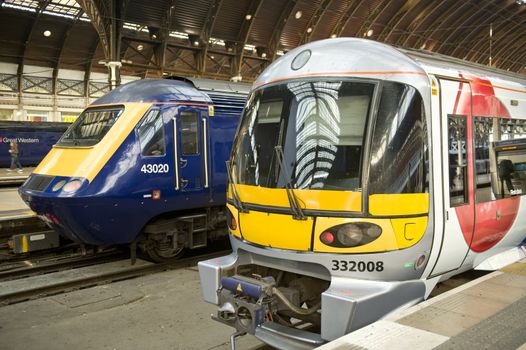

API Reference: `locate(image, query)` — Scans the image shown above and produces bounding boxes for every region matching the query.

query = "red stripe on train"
[454,73,519,252]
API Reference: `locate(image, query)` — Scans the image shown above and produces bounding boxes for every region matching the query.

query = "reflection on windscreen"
[233,81,374,191]
[58,106,124,147]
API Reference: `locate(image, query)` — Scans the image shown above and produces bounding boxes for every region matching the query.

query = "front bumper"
[198,242,426,349]
[19,189,144,245]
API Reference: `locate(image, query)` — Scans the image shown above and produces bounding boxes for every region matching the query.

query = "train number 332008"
[331,260,384,272]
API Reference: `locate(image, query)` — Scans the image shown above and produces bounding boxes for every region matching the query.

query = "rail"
[0,249,230,306]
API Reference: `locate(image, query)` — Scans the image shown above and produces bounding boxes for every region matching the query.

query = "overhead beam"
[505,47,526,72]
[399,1,470,50]
[76,0,110,59]
[443,2,504,57]
[300,0,332,44]
[77,0,128,87]
[267,0,296,61]
[122,61,232,80]
[17,0,52,92]
[470,3,526,63]
[231,0,264,78]
[404,0,456,48]
[355,1,390,41]
[495,21,526,68]
[196,0,224,75]
[470,21,514,66]
[334,0,367,37]
[84,37,101,98]
[379,0,435,44]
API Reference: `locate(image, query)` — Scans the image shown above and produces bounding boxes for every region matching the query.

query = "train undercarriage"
[137,207,229,262]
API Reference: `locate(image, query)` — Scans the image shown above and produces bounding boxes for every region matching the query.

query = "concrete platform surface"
[0,187,34,220]
[0,259,153,297]
[319,258,526,350]
[0,167,34,178]
[0,167,34,186]
[0,265,265,350]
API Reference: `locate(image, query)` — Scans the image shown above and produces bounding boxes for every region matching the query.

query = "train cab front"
[19,174,92,242]
[19,101,152,246]
[199,39,434,349]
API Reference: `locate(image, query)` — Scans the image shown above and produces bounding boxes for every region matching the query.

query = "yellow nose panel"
[239,210,314,251]
[232,184,362,212]
[34,103,151,182]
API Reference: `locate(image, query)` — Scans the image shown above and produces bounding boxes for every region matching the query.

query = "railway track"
[0,249,127,281]
[0,249,230,306]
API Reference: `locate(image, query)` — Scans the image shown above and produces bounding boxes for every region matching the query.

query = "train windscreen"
[57,106,124,147]
[232,80,374,191]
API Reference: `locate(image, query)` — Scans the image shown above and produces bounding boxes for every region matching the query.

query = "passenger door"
[173,108,208,192]
[431,78,474,276]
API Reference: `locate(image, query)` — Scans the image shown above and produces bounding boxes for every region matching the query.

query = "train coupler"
[214,275,276,334]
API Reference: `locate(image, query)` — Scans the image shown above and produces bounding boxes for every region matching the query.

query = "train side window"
[180,111,199,155]
[137,109,166,157]
[474,116,495,202]
[494,119,526,199]
[448,115,468,206]
[475,117,526,201]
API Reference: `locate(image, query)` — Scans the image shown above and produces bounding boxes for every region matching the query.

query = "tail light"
[320,231,335,245]
[319,222,382,248]
[226,209,237,231]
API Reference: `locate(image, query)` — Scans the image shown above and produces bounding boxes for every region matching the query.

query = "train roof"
[92,78,213,105]
[183,77,251,95]
[254,38,526,92]
[398,47,526,87]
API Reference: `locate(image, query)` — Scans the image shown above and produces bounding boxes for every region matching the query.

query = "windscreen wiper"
[274,146,307,220]
[226,160,248,213]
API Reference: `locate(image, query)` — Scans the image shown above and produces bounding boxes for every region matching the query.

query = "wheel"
[142,235,185,262]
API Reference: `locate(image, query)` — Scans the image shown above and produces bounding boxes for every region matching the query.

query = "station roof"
[0,0,525,82]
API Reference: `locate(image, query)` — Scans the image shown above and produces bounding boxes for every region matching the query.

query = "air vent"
[24,174,54,192]
[206,92,247,117]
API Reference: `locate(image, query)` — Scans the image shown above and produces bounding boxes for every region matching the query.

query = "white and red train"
[198,38,526,349]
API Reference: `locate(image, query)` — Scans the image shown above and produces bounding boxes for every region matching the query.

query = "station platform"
[319,254,526,350]
[0,186,34,221]
[0,167,33,186]
[0,264,265,350]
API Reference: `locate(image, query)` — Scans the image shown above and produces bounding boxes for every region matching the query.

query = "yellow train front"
[199,38,432,348]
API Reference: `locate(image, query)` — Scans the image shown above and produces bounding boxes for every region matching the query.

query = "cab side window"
[180,111,199,155]
[138,108,166,157]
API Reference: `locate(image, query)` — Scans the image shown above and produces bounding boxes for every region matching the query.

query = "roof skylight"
[2,0,39,12]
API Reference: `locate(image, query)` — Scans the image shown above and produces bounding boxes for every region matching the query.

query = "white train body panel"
[199,38,526,349]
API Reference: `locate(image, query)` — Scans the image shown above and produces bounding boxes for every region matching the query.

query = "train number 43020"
[141,163,169,174]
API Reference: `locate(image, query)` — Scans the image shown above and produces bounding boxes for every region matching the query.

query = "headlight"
[52,180,67,192]
[63,179,83,192]
[320,222,382,247]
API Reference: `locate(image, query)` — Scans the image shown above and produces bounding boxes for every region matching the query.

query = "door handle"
[179,158,188,168]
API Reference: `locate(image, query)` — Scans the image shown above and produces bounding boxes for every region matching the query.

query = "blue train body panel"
[0,122,69,167]
[19,78,247,247]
